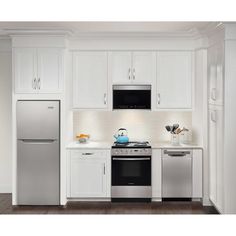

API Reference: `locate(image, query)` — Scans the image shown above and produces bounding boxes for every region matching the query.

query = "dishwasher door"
[162,150,192,198]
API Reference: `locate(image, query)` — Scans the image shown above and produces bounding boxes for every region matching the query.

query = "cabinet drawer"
[70,150,109,159]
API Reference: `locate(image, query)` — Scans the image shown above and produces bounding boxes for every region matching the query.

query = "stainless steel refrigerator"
[17,100,60,205]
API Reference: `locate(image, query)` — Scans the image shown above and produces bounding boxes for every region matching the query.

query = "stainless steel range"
[111,142,152,202]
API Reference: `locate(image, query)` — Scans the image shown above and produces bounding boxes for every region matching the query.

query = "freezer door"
[17,100,59,140]
[17,139,60,205]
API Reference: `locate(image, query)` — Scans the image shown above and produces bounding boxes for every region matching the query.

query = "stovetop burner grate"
[112,141,151,148]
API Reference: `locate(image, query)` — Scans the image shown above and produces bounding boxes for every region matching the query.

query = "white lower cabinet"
[152,149,162,200]
[68,149,111,199]
[192,149,203,198]
[209,104,224,212]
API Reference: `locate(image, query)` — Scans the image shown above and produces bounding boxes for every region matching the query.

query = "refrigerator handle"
[19,139,57,144]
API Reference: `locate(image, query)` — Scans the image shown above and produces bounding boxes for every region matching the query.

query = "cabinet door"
[209,106,217,206]
[192,149,203,198]
[37,48,63,93]
[73,52,108,109]
[152,149,162,200]
[208,45,217,105]
[14,48,37,93]
[216,43,224,105]
[156,51,192,109]
[216,106,224,212]
[109,51,132,84]
[132,51,156,84]
[208,43,224,106]
[70,151,108,198]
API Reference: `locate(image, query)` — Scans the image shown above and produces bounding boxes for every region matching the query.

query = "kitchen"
[0,21,236,217]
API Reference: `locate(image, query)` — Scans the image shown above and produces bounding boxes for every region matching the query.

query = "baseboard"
[0,186,12,193]
[67,198,111,202]
[202,197,212,206]
[152,198,162,202]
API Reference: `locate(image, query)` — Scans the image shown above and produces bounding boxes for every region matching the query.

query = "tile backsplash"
[73,110,192,143]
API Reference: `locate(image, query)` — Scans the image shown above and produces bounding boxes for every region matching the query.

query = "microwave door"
[113,85,151,110]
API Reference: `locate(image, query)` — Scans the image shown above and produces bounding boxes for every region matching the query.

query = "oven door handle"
[112,157,151,161]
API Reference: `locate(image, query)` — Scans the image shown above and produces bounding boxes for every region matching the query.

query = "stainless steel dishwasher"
[162,149,192,198]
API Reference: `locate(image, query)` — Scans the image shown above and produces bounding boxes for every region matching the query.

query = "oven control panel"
[111,148,152,156]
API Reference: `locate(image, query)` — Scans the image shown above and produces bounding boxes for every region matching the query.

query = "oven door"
[113,85,151,109]
[112,156,151,186]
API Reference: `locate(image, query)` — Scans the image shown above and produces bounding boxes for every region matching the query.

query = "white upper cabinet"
[37,48,63,93]
[208,43,224,106]
[73,51,108,109]
[14,48,37,93]
[14,48,64,94]
[156,51,193,109]
[109,51,156,84]
[109,52,132,84]
[132,52,156,84]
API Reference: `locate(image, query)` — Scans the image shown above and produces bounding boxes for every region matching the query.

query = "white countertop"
[67,141,112,149]
[67,141,202,149]
[151,142,202,149]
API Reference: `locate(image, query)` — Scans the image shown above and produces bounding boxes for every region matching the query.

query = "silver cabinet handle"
[128,68,131,80]
[103,164,106,175]
[32,78,37,89]
[211,88,216,101]
[82,153,94,156]
[157,93,161,105]
[104,93,107,105]
[211,110,217,122]
[37,78,41,90]
[133,68,135,80]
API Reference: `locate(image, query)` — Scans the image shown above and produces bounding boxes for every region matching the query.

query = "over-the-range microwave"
[113,85,151,110]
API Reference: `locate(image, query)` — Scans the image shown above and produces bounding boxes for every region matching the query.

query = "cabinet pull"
[157,93,161,105]
[103,164,106,175]
[133,68,135,80]
[38,78,41,90]
[211,88,216,101]
[211,110,217,122]
[128,68,131,80]
[32,78,36,89]
[104,93,107,105]
[82,153,94,156]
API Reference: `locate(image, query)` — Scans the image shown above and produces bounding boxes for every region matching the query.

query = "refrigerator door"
[17,100,59,140]
[17,139,60,205]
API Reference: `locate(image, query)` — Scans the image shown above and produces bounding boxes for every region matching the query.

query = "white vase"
[171,134,179,145]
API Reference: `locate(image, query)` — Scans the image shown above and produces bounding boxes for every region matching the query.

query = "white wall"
[73,111,192,143]
[0,45,12,193]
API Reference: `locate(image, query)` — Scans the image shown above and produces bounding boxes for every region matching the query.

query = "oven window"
[112,157,151,186]
[113,90,151,109]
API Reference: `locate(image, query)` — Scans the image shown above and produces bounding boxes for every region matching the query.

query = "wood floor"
[0,194,218,214]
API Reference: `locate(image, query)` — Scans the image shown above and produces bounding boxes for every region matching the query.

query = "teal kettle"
[114,128,129,143]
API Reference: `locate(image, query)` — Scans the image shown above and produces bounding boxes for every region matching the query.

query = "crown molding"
[3,29,73,37]
[197,22,224,37]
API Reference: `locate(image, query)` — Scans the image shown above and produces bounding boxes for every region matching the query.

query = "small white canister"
[179,130,192,144]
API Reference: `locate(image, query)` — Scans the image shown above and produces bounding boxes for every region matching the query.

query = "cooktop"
[112,141,151,148]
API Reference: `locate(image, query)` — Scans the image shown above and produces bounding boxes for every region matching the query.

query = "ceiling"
[0,21,218,37]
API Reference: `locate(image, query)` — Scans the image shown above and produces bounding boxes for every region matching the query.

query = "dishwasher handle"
[163,150,191,157]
